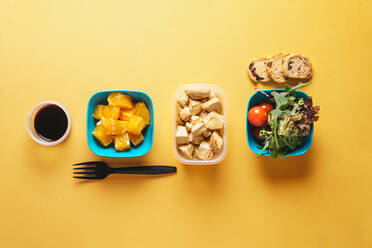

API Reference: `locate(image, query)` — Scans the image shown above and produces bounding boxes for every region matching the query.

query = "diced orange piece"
[128,133,144,146]
[108,92,134,109]
[93,123,113,146]
[101,118,128,136]
[93,105,120,120]
[103,105,120,119]
[134,102,150,125]
[114,132,131,151]
[119,108,135,121]
[126,115,145,135]
[93,105,105,120]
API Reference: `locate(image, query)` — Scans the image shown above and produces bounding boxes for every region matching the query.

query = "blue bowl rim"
[86,90,154,158]
[246,89,313,157]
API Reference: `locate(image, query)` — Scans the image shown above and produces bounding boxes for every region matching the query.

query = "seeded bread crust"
[266,53,288,83]
[282,54,312,79]
[247,58,270,83]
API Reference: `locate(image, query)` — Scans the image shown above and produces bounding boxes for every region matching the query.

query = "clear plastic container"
[172,84,228,165]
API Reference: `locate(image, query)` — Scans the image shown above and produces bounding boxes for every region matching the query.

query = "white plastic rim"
[173,83,228,165]
[26,100,72,146]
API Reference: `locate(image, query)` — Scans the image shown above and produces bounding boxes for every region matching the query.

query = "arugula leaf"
[271,91,288,109]
[258,141,270,157]
[267,91,290,149]
[269,109,280,148]
[279,135,296,150]
[290,103,299,115]
[285,81,312,94]
[269,137,287,158]
[288,96,296,106]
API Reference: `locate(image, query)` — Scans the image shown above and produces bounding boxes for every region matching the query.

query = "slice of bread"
[247,58,270,83]
[266,53,288,83]
[282,54,312,79]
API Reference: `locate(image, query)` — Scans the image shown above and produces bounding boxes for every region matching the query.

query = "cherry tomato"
[248,106,268,127]
[258,102,274,113]
[252,127,264,142]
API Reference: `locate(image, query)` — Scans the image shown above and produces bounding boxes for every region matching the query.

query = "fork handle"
[111,166,177,175]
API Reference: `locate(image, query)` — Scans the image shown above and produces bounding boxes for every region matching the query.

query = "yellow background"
[0,0,371,247]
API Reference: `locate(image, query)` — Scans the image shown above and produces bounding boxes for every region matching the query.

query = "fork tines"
[73,162,98,179]
[73,161,100,166]
[73,174,97,179]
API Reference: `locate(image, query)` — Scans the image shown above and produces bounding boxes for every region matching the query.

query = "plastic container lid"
[172,84,228,165]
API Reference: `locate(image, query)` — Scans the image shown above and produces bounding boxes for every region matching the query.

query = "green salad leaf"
[258,81,319,158]
[285,81,312,93]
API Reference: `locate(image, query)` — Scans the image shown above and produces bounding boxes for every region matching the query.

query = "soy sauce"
[34,104,68,141]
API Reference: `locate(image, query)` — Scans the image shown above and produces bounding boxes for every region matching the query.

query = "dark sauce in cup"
[34,104,68,141]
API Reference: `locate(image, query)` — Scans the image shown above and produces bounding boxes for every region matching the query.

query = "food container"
[173,84,228,165]
[26,100,72,146]
[87,90,154,157]
[246,89,313,157]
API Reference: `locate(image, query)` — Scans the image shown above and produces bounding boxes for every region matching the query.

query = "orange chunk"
[128,133,144,146]
[103,105,120,120]
[108,92,133,109]
[134,102,150,125]
[101,118,128,136]
[114,132,131,151]
[93,123,113,146]
[126,115,145,135]
[93,105,105,120]
[119,108,135,121]
[93,105,120,120]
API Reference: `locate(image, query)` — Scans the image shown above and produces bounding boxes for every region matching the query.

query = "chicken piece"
[202,97,222,113]
[177,116,185,126]
[189,133,204,145]
[176,104,185,125]
[177,91,189,107]
[199,111,208,119]
[196,141,213,160]
[189,99,202,115]
[204,111,225,130]
[179,107,191,121]
[185,122,193,132]
[209,131,223,154]
[176,126,189,145]
[178,143,194,159]
[202,129,212,138]
[190,115,202,125]
[191,122,206,137]
[185,87,211,100]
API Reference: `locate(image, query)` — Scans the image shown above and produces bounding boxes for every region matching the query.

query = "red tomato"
[252,127,264,142]
[248,106,268,127]
[258,102,274,113]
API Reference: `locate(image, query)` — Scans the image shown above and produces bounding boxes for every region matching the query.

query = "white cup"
[26,101,72,146]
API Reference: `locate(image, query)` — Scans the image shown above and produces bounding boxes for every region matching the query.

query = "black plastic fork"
[73,161,177,179]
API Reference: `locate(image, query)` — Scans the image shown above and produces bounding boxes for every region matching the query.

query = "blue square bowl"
[87,90,154,157]
[246,89,313,157]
